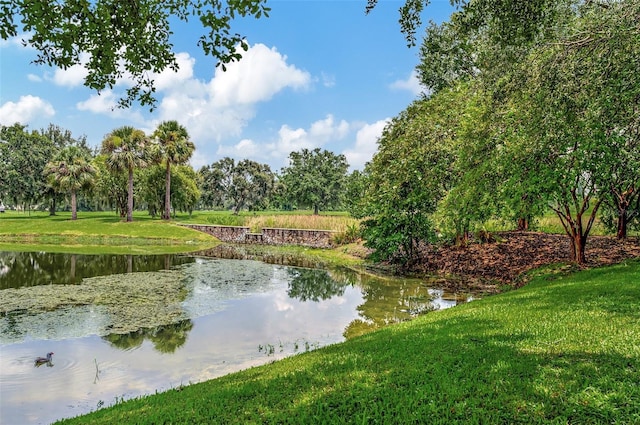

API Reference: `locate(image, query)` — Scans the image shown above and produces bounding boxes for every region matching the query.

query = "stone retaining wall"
[183,224,336,248]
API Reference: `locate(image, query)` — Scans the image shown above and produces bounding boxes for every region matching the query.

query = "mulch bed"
[408,231,640,291]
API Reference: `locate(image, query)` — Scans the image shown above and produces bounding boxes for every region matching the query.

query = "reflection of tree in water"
[103,319,194,353]
[0,251,195,289]
[344,273,438,340]
[195,245,323,269]
[147,320,194,353]
[103,329,146,351]
[286,268,348,302]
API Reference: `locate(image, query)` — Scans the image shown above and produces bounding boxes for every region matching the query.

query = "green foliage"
[331,223,361,246]
[362,210,434,265]
[92,154,129,215]
[1,0,270,109]
[0,123,54,211]
[56,261,640,425]
[205,213,246,227]
[44,145,96,220]
[280,148,349,215]
[342,169,369,218]
[501,0,640,261]
[101,126,151,222]
[139,165,200,218]
[361,0,640,265]
[197,157,275,214]
[360,86,468,262]
[152,120,195,220]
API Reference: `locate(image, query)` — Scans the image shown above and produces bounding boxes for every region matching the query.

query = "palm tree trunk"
[71,190,77,220]
[164,161,171,220]
[127,167,134,222]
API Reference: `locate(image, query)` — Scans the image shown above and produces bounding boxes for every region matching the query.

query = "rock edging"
[183,224,336,248]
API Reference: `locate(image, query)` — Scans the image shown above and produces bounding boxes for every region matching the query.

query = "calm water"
[0,251,473,425]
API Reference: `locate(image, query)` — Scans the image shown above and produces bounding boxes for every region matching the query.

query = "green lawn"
[56,260,640,424]
[0,211,218,254]
[0,211,365,262]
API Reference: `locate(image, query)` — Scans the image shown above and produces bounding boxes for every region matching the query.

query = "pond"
[0,250,475,425]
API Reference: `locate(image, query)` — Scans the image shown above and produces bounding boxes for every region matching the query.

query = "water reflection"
[0,251,194,289]
[0,251,478,425]
[103,319,194,353]
[194,244,325,268]
[287,268,348,301]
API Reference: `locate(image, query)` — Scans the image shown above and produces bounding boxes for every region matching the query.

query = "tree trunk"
[127,255,133,274]
[313,204,319,215]
[70,255,77,284]
[49,198,56,216]
[127,167,134,222]
[164,161,171,220]
[71,190,77,220]
[517,217,529,231]
[569,233,587,265]
[616,211,627,240]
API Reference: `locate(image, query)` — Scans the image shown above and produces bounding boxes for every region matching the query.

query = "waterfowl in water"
[34,352,54,366]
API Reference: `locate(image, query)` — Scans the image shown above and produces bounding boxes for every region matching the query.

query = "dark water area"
[0,251,194,289]
[0,250,475,424]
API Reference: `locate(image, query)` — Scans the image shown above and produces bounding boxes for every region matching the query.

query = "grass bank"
[0,211,218,254]
[57,260,640,424]
[0,211,366,262]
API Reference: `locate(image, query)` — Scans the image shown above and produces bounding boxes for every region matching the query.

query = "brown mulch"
[409,231,640,291]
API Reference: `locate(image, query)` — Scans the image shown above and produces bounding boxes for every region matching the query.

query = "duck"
[34,352,54,367]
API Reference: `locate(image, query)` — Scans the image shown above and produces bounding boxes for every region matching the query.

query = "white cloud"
[270,114,350,163]
[0,95,55,125]
[216,139,261,159]
[212,114,354,170]
[390,70,425,96]
[27,74,42,82]
[309,115,350,142]
[69,42,313,167]
[77,90,118,113]
[147,42,312,166]
[208,43,311,107]
[52,55,89,87]
[0,33,34,49]
[154,52,195,91]
[77,90,146,125]
[343,119,389,171]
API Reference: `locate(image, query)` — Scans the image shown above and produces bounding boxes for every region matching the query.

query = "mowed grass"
[0,211,218,254]
[0,210,365,259]
[56,260,640,424]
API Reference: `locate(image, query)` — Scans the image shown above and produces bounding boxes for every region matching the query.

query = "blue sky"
[0,1,454,172]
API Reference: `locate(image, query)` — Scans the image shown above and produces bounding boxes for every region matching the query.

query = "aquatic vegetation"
[0,270,188,339]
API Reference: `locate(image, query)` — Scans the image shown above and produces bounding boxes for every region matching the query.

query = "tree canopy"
[360,0,640,265]
[280,148,349,215]
[152,120,195,220]
[44,145,96,220]
[1,0,270,109]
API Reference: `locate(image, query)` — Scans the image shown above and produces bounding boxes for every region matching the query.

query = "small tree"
[44,146,96,220]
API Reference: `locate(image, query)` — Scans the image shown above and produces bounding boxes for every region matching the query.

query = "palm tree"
[101,126,149,222]
[152,121,195,220]
[44,146,96,220]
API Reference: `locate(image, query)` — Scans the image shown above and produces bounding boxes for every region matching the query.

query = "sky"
[0,1,455,172]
